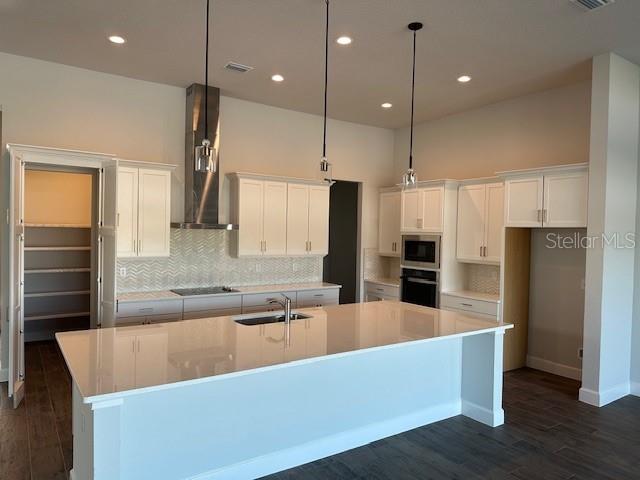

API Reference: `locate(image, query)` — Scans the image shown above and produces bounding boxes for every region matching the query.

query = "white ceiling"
[0,0,639,128]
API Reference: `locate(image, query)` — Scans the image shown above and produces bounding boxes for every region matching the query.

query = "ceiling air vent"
[570,0,615,11]
[224,62,254,73]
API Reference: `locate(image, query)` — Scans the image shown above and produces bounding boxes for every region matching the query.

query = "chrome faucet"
[269,294,292,324]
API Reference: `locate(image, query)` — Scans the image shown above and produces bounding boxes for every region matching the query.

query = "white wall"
[393,81,591,180]
[527,229,586,380]
[581,53,639,406]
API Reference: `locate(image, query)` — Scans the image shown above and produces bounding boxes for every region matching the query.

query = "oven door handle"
[403,277,438,285]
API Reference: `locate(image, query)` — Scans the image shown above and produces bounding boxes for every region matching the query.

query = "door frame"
[3,144,118,407]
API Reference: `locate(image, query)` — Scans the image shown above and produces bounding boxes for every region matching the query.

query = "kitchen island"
[57,301,512,480]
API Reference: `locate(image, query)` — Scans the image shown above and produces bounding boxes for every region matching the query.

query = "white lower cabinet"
[440,293,499,319]
[183,295,243,320]
[364,281,399,302]
[113,327,168,390]
[116,299,183,325]
[296,288,339,308]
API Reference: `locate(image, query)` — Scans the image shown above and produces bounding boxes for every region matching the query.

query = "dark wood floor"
[2,343,639,480]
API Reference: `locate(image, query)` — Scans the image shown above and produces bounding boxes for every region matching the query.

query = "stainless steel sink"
[234,312,312,326]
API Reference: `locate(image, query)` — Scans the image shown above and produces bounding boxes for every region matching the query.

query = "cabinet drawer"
[183,295,242,313]
[440,294,498,317]
[242,291,297,308]
[115,312,182,326]
[296,289,339,307]
[183,307,243,320]
[117,299,183,319]
[365,282,399,299]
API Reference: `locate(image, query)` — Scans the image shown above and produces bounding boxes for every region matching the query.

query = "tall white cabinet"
[231,173,331,257]
[117,161,173,258]
[501,164,588,228]
[378,190,401,256]
[456,182,504,264]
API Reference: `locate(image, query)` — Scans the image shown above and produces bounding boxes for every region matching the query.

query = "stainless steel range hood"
[171,84,237,230]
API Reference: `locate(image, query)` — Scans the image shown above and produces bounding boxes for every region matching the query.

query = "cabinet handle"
[138,239,142,254]
[543,209,547,224]
[309,241,312,252]
[480,246,483,257]
[537,209,542,223]
[461,303,473,307]
[116,213,120,227]
[133,239,136,254]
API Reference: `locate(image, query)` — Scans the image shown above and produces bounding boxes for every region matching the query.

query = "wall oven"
[401,234,441,270]
[400,268,440,308]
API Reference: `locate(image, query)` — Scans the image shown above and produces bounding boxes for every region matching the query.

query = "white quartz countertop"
[117,282,341,303]
[365,277,401,288]
[441,290,501,304]
[56,301,512,403]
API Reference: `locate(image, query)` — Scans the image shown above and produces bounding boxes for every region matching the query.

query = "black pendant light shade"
[319,0,332,182]
[401,21,423,189]
[195,0,216,173]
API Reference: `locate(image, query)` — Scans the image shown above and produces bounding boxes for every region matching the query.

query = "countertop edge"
[76,320,513,405]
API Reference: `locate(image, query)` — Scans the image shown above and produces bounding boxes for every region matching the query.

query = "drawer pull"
[313,294,324,297]
[460,303,473,307]
[138,307,154,313]
[376,288,384,291]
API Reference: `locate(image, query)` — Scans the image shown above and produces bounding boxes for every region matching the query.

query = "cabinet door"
[378,192,401,256]
[543,172,588,228]
[456,184,486,263]
[504,176,543,227]
[262,181,288,255]
[137,168,171,257]
[401,189,422,232]
[237,179,264,256]
[286,184,310,255]
[484,183,504,263]
[421,187,444,232]
[308,185,330,255]
[117,167,138,257]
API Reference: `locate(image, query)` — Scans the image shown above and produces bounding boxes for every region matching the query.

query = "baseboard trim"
[461,400,504,427]
[187,402,461,480]
[526,355,582,381]
[579,383,631,407]
[69,469,77,480]
[0,368,7,382]
[631,382,640,397]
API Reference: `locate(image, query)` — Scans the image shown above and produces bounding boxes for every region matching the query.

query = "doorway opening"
[323,180,361,304]
[22,167,99,341]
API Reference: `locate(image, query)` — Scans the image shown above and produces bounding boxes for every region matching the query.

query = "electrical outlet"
[119,267,127,277]
[578,348,583,359]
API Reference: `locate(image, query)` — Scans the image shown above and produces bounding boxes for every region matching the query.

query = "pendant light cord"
[322,0,329,158]
[409,28,417,170]
[204,0,210,139]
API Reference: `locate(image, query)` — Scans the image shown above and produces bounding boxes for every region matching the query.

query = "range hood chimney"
[172,84,237,230]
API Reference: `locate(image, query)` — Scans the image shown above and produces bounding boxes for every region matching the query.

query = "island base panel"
[72,331,505,480]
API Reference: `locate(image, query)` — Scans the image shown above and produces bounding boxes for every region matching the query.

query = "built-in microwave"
[401,234,441,270]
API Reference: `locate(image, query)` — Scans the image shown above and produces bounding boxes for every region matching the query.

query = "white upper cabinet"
[504,176,543,227]
[502,165,588,228]
[378,191,401,256]
[287,183,330,256]
[232,173,330,257]
[543,172,588,228]
[400,185,444,233]
[456,182,504,264]
[286,183,311,256]
[236,178,288,256]
[117,163,172,258]
[307,185,330,255]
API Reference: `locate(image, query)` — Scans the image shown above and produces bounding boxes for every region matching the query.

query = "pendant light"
[319,0,332,182]
[401,22,423,189]
[195,0,216,173]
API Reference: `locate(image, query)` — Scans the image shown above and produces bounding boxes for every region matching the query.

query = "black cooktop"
[170,286,240,296]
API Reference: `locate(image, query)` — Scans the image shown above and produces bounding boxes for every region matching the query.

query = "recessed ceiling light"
[457,75,472,83]
[381,103,393,109]
[108,35,126,45]
[271,74,284,82]
[336,36,352,45]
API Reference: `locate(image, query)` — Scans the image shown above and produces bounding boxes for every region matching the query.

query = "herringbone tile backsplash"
[117,229,323,293]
